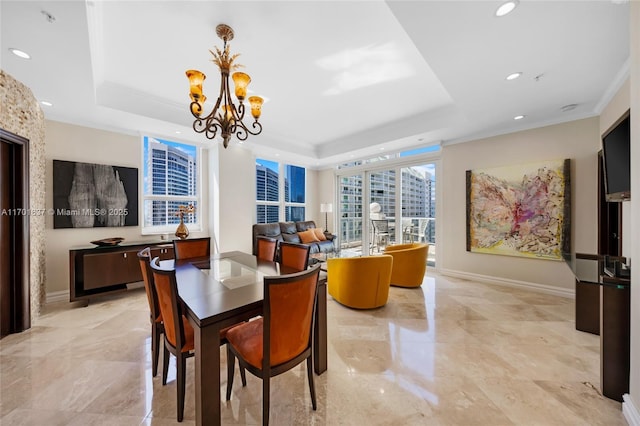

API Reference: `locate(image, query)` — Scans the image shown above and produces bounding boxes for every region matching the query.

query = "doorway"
[0,128,30,338]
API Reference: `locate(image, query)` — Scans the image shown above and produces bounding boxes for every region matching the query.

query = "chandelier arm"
[205,116,222,139]
[193,117,220,140]
[234,119,263,140]
[206,118,223,140]
[211,74,225,119]
[235,103,246,122]
[189,101,203,119]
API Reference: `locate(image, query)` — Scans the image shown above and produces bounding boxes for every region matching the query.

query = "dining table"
[161,250,327,426]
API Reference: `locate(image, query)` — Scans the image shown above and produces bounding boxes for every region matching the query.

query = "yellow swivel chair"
[327,255,393,309]
[383,243,429,288]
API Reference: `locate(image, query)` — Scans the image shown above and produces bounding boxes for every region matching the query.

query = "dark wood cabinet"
[600,275,631,402]
[69,241,174,303]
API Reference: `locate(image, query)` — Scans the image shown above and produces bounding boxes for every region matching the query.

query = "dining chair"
[173,237,211,260]
[371,219,391,252]
[278,241,311,272]
[225,264,321,426]
[401,218,415,243]
[137,247,164,378]
[149,256,246,422]
[256,236,278,262]
[411,219,430,243]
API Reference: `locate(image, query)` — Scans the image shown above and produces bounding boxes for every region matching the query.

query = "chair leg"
[263,375,270,426]
[162,343,170,386]
[240,364,247,387]
[306,356,317,410]
[151,323,160,377]
[226,346,235,401]
[177,353,186,422]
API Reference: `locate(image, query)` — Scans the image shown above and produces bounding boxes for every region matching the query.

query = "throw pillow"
[313,228,327,241]
[298,229,320,243]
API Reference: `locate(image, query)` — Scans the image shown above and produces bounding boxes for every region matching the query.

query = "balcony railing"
[338,216,436,266]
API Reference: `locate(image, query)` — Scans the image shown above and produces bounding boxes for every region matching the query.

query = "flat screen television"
[602,111,631,202]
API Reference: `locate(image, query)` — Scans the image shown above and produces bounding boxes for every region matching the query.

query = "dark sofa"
[252,220,336,257]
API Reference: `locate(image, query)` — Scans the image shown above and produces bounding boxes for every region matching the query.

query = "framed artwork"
[466,159,570,260]
[53,160,138,229]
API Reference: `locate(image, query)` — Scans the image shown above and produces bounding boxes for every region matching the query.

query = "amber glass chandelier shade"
[248,96,263,119]
[232,72,251,101]
[186,70,206,100]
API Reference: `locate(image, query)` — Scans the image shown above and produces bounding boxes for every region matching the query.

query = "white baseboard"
[624,394,640,426]
[46,290,69,304]
[439,268,575,299]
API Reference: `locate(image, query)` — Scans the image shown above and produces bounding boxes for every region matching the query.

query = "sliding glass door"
[335,154,438,268]
[369,168,396,253]
[338,173,364,254]
[400,163,436,267]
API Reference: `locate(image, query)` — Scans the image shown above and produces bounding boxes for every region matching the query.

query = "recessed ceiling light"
[495,0,519,17]
[40,101,53,107]
[506,72,522,80]
[561,104,578,112]
[9,48,30,59]
[175,131,181,134]
[379,147,385,151]
[514,115,525,120]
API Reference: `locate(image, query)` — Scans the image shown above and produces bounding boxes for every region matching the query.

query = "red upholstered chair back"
[173,237,211,260]
[256,236,277,262]
[150,258,189,351]
[137,247,161,323]
[265,265,320,366]
[278,241,310,272]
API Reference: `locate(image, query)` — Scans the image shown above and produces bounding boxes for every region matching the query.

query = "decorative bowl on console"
[90,237,125,246]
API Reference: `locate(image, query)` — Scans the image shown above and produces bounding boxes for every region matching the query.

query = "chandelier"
[186,24,264,148]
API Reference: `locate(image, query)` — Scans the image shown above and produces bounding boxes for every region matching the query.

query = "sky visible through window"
[400,145,440,157]
[256,158,279,173]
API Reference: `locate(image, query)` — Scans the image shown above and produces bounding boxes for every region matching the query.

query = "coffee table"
[309,250,362,270]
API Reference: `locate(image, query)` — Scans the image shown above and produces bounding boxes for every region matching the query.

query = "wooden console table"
[69,240,174,304]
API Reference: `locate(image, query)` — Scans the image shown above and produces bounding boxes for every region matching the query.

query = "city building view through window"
[142,136,199,231]
[338,152,437,266]
[256,159,306,223]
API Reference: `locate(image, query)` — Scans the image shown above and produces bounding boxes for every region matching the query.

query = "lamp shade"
[320,203,333,213]
[232,72,251,101]
[248,96,263,119]
[186,70,206,100]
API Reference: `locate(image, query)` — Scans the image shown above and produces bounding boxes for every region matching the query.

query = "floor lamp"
[320,203,333,232]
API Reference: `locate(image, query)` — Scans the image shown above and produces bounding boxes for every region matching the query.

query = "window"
[256,159,306,223]
[142,136,200,233]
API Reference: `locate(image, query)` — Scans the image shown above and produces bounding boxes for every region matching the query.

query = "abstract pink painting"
[466,159,570,260]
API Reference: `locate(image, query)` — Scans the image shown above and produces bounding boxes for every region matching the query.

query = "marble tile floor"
[0,272,627,425]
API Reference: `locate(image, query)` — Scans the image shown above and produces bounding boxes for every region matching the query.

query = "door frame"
[0,128,30,337]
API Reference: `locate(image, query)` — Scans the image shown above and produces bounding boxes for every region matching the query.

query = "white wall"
[208,146,321,254]
[209,143,254,254]
[317,168,335,232]
[441,117,600,294]
[44,121,208,296]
